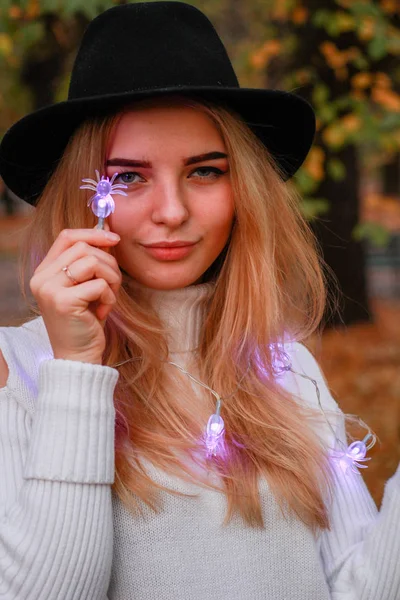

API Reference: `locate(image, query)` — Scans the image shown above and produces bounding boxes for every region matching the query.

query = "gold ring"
[62,265,78,285]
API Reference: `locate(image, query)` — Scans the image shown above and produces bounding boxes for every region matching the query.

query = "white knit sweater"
[0,283,399,600]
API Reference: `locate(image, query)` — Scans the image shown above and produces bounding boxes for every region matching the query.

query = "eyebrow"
[184,151,228,166]
[106,151,228,169]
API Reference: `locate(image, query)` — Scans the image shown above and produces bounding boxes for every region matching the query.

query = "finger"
[58,242,119,273]
[36,239,120,279]
[55,254,121,296]
[37,228,120,271]
[95,298,116,322]
[31,249,121,304]
[53,278,117,316]
[79,280,117,320]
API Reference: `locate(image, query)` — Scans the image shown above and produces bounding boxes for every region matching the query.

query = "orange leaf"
[372,88,400,112]
[358,16,376,41]
[8,5,22,19]
[250,40,281,70]
[295,68,312,85]
[26,0,40,20]
[341,114,362,132]
[374,72,392,89]
[322,125,346,148]
[303,146,325,180]
[380,0,399,15]
[352,72,372,89]
[0,33,12,57]
[292,6,309,24]
[350,89,367,101]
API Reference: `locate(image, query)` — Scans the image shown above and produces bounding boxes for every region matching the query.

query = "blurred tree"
[0,0,399,325]
[276,0,371,326]
[19,12,88,110]
[242,0,400,324]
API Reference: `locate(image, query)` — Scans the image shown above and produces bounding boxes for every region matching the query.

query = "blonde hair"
[20,97,337,532]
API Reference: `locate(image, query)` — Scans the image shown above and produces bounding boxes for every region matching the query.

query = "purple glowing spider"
[204,412,226,458]
[80,170,128,222]
[331,433,375,475]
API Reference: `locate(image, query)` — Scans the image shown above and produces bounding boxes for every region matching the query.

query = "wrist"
[53,352,103,365]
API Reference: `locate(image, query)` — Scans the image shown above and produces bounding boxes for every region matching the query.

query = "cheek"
[211,191,235,236]
[108,201,141,236]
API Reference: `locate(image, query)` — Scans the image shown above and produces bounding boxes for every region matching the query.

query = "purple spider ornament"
[205,413,225,458]
[331,433,375,475]
[80,170,128,229]
[204,397,226,459]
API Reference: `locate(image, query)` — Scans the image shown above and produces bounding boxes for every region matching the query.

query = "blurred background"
[0,0,399,505]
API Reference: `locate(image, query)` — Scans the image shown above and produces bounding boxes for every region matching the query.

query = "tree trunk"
[382,155,400,196]
[282,0,371,326]
[20,13,89,110]
[311,145,370,325]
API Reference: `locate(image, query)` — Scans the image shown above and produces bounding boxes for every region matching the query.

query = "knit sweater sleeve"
[0,337,118,600]
[295,345,400,600]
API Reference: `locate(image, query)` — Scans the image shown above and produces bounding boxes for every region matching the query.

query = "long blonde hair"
[20,97,337,531]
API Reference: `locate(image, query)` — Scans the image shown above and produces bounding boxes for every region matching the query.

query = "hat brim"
[0,86,315,205]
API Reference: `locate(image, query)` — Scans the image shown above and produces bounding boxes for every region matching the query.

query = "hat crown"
[0,1,316,204]
[69,1,239,100]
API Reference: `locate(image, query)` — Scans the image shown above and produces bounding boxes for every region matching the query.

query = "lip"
[142,241,198,248]
[141,240,198,261]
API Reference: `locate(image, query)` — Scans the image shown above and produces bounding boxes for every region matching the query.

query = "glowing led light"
[205,413,225,458]
[80,170,128,227]
[167,348,376,476]
[91,195,112,219]
[332,434,375,475]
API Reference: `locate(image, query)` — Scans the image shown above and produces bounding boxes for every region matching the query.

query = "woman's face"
[106,103,234,289]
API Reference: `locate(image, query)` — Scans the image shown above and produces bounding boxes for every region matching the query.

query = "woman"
[0,3,398,599]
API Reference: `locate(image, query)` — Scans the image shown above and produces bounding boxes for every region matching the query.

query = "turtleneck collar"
[130,281,215,356]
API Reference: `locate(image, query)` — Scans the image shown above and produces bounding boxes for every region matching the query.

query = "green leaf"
[327,158,346,181]
[318,104,336,124]
[352,54,369,70]
[312,9,331,28]
[312,83,329,105]
[36,0,116,17]
[294,169,319,195]
[380,113,400,131]
[353,222,391,247]
[349,2,382,18]
[61,0,115,18]
[300,198,330,220]
[326,19,340,37]
[367,36,388,61]
[15,21,44,50]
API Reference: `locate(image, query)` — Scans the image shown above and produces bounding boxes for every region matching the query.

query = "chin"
[135,268,206,290]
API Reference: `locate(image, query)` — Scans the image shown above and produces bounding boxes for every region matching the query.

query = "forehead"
[108,103,225,156]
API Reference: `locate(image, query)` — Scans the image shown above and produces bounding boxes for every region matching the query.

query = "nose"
[151,180,189,228]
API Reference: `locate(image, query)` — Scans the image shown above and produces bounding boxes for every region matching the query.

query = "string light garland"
[111,343,376,473]
[271,345,376,475]
[82,173,376,473]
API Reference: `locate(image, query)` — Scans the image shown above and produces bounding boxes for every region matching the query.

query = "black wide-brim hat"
[0,1,315,206]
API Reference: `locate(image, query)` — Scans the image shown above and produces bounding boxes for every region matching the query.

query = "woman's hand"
[30,227,122,365]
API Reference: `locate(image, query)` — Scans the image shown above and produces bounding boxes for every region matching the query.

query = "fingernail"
[105,232,120,241]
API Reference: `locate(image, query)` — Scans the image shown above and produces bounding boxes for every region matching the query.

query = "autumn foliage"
[0,0,399,238]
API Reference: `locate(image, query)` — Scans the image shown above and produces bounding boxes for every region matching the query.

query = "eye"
[190,166,226,180]
[115,171,145,184]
